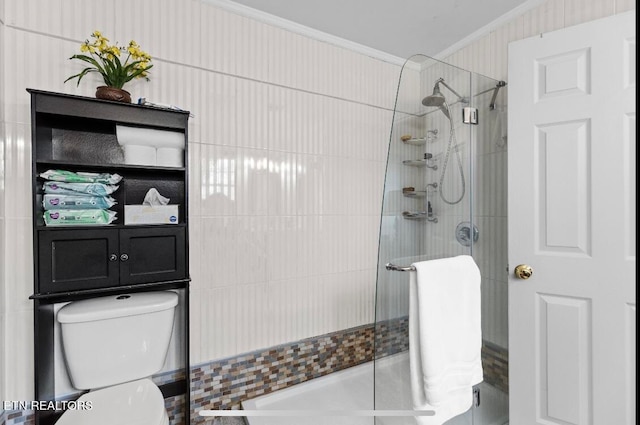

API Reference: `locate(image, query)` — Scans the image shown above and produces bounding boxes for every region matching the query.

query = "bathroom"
[0,0,635,424]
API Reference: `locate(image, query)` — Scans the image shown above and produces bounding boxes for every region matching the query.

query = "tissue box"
[124,205,179,225]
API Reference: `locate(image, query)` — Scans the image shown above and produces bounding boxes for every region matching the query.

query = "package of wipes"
[42,194,116,210]
[43,181,119,196]
[40,169,122,184]
[43,209,117,226]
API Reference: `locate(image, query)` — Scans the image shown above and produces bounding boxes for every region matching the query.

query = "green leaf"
[70,54,108,79]
[64,67,99,86]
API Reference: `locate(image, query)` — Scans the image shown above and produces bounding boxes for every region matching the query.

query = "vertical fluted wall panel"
[5,0,63,36]
[203,286,238,360]
[113,0,203,68]
[3,29,94,124]
[522,0,565,38]
[60,0,116,41]
[236,282,269,353]
[615,0,636,12]
[492,17,525,81]
[564,0,616,26]
[2,310,33,401]
[469,35,493,79]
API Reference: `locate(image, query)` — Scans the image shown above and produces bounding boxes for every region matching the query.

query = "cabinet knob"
[109,254,118,262]
[120,253,129,262]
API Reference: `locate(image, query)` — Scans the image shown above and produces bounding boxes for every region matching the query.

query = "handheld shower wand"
[421,78,467,205]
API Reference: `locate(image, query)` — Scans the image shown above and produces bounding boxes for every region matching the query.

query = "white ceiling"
[225,0,534,59]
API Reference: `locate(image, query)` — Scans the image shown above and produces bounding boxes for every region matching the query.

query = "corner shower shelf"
[402,159,426,166]
[400,130,438,146]
[402,211,438,222]
[402,159,437,170]
[402,137,429,146]
[401,135,437,146]
[402,190,427,198]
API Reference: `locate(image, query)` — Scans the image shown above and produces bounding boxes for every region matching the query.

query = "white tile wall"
[522,0,566,38]
[3,309,34,401]
[0,0,635,400]
[564,0,615,27]
[3,219,33,313]
[2,123,30,219]
[615,0,636,12]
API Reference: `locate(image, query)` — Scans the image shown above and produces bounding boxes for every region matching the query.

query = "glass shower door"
[374,54,508,425]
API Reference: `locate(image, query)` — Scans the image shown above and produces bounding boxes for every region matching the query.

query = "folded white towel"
[409,255,483,424]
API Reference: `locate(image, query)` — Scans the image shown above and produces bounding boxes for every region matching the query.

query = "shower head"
[422,78,467,119]
[422,79,450,119]
[422,83,446,107]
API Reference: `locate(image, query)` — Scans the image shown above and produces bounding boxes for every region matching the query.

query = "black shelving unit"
[27,89,191,425]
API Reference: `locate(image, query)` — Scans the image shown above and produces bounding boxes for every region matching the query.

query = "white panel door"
[508,11,635,425]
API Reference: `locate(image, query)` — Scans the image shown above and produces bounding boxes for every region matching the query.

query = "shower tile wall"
[0,0,397,415]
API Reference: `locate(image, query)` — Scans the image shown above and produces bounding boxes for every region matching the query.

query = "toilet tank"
[57,291,179,390]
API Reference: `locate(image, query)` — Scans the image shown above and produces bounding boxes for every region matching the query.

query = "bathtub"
[242,352,508,425]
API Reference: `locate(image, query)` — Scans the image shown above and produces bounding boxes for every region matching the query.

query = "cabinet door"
[119,227,186,284]
[38,229,120,293]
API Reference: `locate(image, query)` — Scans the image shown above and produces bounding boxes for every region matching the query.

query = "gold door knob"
[514,264,533,279]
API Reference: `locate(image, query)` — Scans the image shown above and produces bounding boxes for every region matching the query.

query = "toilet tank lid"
[57,291,179,324]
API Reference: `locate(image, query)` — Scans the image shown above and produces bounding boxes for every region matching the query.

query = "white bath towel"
[409,255,483,424]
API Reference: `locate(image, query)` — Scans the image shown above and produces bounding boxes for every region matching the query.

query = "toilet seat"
[56,378,169,425]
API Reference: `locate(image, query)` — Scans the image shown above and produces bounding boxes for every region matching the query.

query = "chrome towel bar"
[385,263,416,272]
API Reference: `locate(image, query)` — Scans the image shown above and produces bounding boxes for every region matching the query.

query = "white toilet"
[55,291,179,425]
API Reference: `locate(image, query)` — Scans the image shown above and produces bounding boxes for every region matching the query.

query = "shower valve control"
[455,222,479,246]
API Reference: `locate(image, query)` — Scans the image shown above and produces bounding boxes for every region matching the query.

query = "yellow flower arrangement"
[65,30,153,90]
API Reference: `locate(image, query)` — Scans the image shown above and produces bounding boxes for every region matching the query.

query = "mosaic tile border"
[165,395,187,425]
[189,323,377,423]
[375,316,409,358]
[153,369,187,387]
[481,341,509,393]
